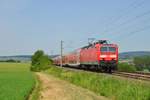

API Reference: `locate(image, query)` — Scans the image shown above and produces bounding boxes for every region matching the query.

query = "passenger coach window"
[109,47,116,52]
[100,47,107,52]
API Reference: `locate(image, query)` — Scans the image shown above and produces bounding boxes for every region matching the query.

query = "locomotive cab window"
[108,47,116,52]
[100,47,107,52]
[100,46,116,52]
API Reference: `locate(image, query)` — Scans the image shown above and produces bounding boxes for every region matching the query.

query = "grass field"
[45,66,150,100]
[0,63,35,100]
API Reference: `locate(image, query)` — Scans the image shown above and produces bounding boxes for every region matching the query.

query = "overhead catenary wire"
[104,0,139,27]
[104,10,150,38]
[107,9,150,34]
[99,0,150,42]
[111,25,150,41]
[103,0,147,33]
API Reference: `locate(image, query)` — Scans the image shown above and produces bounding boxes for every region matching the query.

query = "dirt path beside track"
[36,72,109,100]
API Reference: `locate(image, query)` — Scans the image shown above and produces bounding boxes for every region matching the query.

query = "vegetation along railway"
[54,65,150,81]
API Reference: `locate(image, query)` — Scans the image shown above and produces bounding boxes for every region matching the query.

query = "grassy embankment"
[45,66,150,100]
[0,63,35,100]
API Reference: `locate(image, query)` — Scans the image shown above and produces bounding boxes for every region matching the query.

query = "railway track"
[57,66,150,81]
[113,71,150,81]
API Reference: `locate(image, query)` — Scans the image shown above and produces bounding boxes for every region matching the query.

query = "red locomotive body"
[53,40,118,72]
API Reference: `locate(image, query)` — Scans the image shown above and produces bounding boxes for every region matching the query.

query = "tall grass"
[45,66,150,100]
[0,63,35,100]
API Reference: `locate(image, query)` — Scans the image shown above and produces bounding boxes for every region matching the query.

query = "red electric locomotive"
[53,40,118,73]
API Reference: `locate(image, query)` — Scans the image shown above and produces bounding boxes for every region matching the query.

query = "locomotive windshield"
[101,46,116,52]
[109,47,116,52]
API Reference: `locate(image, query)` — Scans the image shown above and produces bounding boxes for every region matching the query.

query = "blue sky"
[0,0,150,56]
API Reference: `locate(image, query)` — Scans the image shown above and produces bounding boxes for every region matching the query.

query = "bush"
[30,50,52,71]
[118,63,136,72]
[134,56,150,71]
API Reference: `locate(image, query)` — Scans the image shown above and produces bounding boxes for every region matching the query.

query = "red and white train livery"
[53,40,118,73]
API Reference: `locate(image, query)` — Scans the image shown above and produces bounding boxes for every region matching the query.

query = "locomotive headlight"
[110,55,117,58]
[100,55,107,58]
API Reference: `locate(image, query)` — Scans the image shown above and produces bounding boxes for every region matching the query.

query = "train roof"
[81,40,117,49]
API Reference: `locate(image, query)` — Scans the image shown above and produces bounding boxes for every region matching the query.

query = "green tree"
[31,50,51,71]
[134,56,150,71]
[31,50,44,66]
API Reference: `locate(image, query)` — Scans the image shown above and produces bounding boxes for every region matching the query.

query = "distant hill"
[0,55,32,62]
[0,55,59,62]
[119,51,150,59]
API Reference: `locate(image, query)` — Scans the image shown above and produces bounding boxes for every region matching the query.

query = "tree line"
[0,59,21,63]
[118,56,150,72]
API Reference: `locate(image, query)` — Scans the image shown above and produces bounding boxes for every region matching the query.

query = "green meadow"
[0,63,35,100]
